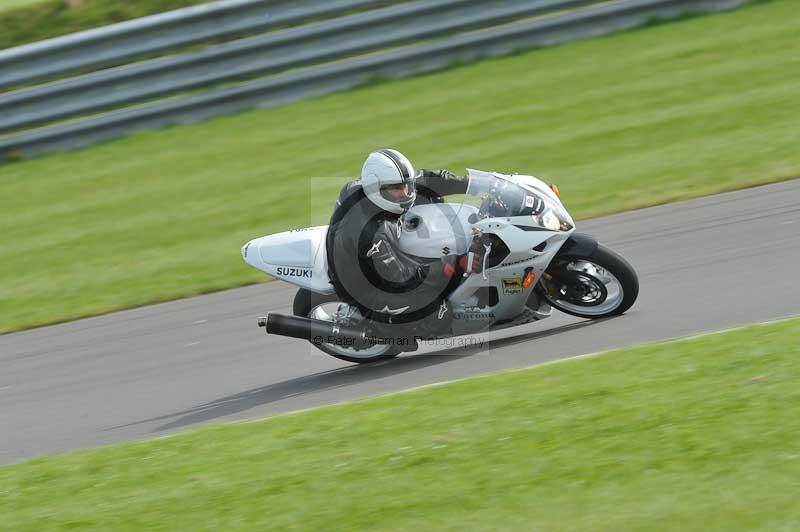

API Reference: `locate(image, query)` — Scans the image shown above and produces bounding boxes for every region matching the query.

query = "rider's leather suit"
[326,170,468,332]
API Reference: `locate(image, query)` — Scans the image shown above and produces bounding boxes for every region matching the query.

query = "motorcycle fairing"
[398,203,475,259]
[242,169,575,332]
[445,221,568,336]
[242,226,335,294]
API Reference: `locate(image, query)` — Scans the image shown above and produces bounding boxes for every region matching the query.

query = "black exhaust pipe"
[259,312,419,352]
[259,313,371,348]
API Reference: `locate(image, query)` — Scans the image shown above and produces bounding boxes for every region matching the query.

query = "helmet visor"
[379,178,416,208]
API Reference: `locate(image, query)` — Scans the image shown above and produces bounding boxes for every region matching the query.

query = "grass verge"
[2,316,799,530]
[1,0,799,333]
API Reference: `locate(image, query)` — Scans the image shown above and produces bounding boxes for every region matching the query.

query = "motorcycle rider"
[326,149,475,343]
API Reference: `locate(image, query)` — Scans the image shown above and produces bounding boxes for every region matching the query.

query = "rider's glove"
[416,169,468,197]
[437,169,460,181]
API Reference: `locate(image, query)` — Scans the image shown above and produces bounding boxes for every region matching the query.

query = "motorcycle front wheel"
[293,289,401,364]
[541,244,639,319]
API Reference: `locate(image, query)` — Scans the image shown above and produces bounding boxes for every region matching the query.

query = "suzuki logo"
[275,267,312,278]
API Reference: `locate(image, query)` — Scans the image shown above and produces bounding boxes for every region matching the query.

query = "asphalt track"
[2,179,800,465]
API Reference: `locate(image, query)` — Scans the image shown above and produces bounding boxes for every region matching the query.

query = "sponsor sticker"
[502,276,523,295]
[525,195,536,208]
[276,267,313,278]
[454,311,495,320]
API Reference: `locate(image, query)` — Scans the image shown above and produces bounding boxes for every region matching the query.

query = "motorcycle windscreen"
[461,169,545,219]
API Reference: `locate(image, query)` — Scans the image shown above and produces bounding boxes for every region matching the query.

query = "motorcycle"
[242,169,638,363]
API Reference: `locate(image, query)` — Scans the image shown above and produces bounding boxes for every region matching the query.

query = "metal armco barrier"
[0,0,750,162]
[0,0,392,90]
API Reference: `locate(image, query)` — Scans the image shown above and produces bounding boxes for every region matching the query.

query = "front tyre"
[293,289,401,364]
[541,244,638,319]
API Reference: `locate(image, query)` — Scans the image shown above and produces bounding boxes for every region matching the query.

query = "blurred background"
[0,0,797,333]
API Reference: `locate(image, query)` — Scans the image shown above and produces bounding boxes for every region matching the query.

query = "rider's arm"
[368,221,426,287]
[415,169,468,200]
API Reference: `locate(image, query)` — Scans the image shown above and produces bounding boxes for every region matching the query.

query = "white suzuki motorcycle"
[243,169,638,363]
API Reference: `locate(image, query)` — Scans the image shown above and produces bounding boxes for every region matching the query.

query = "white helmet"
[360,149,416,214]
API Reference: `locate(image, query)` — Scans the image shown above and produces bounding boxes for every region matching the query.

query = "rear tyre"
[541,244,638,319]
[293,289,401,364]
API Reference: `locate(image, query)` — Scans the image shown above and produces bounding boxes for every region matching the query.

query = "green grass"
[2,316,800,530]
[1,0,799,334]
[0,0,40,12]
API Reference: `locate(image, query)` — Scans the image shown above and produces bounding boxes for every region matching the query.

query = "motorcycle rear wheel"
[541,244,639,319]
[293,289,401,364]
